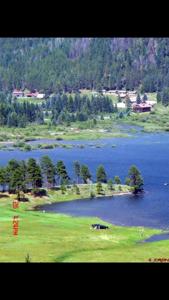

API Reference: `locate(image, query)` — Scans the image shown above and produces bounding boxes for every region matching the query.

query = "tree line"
[0,92,44,127]
[0,156,144,199]
[0,38,168,93]
[45,93,117,124]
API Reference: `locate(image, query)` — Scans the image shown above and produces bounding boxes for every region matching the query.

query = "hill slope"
[0,37,168,92]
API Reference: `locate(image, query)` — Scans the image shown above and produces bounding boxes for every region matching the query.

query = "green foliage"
[23,144,32,151]
[25,254,31,263]
[60,183,66,194]
[0,94,44,128]
[75,185,80,195]
[80,165,91,184]
[118,185,122,191]
[157,92,161,103]
[90,191,95,198]
[32,188,47,197]
[56,160,69,185]
[161,88,169,106]
[0,167,6,192]
[136,93,141,104]
[96,165,107,183]
[125,95,132,109]
[0,38,168,94]
[114,176,121,184]
[128,165,144,194]
[27,158,42,189]
[142,94,148,102]
[107,179,114,190]
[125,177,131,186]
[96,182,103,194]
[40,155,56,188]
[73,161,81,184]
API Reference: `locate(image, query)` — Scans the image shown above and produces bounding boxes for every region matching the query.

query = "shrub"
[56,137,63,141]
[23,144,32,151]
[25,254,31,263]
[32,188,47,197]
[90,191,95,198]
[13,141,26,148]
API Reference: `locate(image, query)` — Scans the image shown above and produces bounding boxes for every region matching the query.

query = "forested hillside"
[0,37,169,93]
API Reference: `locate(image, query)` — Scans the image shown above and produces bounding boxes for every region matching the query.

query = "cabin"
[132,103,152,113]
[37,93,45,99]
[12,89,24,97]
[25,91,38,98]
[119,92,127,99]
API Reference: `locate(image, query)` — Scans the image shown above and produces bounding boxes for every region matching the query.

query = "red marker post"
[13,216,19,236]
[12,200,19,209]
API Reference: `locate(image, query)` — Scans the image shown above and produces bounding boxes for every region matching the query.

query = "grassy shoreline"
[1,184,168,262]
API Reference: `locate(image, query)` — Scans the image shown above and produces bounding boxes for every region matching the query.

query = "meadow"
[0,184,168,262]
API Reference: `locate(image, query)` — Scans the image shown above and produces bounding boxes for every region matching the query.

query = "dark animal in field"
[91,224,109,230]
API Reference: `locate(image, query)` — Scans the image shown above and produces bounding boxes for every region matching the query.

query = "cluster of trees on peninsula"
[45,93,117,124]
[0,92,44,127]
[0,91,117,128]
[0,38,169,93]
[0,156,144,199]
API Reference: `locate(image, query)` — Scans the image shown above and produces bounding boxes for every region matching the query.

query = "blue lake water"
[1,130,169,229]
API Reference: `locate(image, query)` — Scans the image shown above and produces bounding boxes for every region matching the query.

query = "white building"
[36,93,45,99]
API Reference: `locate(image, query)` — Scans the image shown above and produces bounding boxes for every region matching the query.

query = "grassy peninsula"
[0,184,165,263]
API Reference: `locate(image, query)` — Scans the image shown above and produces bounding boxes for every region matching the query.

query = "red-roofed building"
[132,103,152,112]
[25,91,38,97]
[12,89,24,97]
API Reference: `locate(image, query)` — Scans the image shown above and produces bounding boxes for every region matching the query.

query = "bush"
[23,144,32,151]
[13,141,26,148]
[32,188,47,197]
[56,137,63,141]
[90,191,95,198]
[25,254,31,263]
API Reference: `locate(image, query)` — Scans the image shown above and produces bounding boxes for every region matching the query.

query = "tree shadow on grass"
[0,194,9,198]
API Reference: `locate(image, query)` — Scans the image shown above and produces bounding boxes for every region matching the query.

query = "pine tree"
[114,176,121,184]
[56,160,69,185]
[96,165,107,183]
[125,177,131,186]
[136,93,141,104]
[73,161,81,184]
[96,182,103,194]
[40,155,55,188]
[0,167,6,192]
[6,159,21,193]
[142,94,148,103]
[80,164,91,184]
[157,92,161,103]
[125,94,132,109]
[27,158,42,189]
[60,183,66,194]
[107,179,113,190]
[128,165,144,194]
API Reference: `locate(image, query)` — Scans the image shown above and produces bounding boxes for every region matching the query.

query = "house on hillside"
[12,89,24,97]
[25,91,38,98]
[132,103,152,113]
[37,93,45,99]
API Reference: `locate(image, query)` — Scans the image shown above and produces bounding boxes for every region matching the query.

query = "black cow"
[91,224,109,230]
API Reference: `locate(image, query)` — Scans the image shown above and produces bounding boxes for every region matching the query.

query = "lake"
[1,129,169,229]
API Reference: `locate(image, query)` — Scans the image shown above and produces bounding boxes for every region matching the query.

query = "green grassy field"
[0,117,129,143]
[120,103,169,132]
[16,97,46,105]
[0,184,169,262]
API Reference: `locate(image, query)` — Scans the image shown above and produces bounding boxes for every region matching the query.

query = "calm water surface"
[1,129,169,230]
